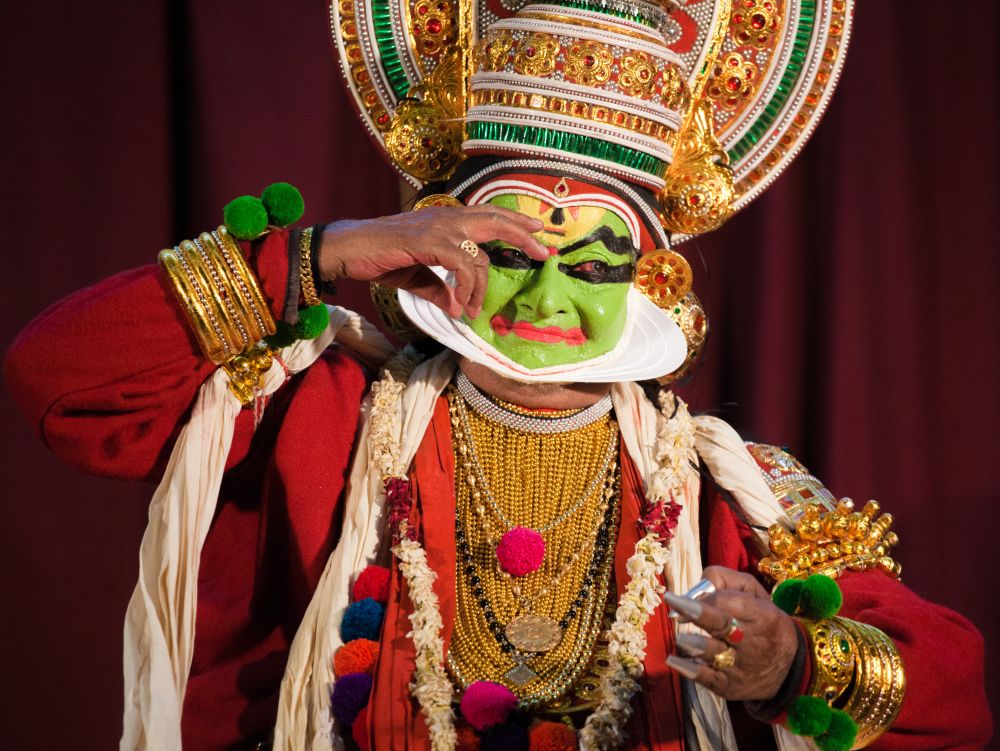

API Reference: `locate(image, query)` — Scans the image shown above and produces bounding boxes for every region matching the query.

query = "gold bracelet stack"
[801,616,906,748]
[298,226,323,307]
[159,225,277,404]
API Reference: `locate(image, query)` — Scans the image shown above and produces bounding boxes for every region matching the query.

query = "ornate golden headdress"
[329,0,852,239]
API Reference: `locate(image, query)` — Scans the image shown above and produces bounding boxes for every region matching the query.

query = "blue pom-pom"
[331,672,372,726]
[340,597,385,643]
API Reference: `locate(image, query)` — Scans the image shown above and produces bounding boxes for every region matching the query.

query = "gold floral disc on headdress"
[634,249,692,308]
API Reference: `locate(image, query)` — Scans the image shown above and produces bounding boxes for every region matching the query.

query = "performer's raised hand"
[664,565,799,701]
[318,205,547,319]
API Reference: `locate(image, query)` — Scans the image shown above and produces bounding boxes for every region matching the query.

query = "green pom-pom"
[772,579,804,615]
[261,182,304,227]
[294,304,330,340]
[800,574,843,619]
[224,195,268,240]
[787,695,832,737]
[264,320,297,349]
[814,709,857,751]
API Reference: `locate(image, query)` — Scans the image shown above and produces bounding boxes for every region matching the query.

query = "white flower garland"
[367,360,696,749]
[581,391,696,749]
[369,350,458,751]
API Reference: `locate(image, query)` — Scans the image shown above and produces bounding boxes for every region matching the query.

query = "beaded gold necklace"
[446,385,621,709]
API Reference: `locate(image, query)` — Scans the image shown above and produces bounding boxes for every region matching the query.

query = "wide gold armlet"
[799,616,906,748]
[159,225,277,405]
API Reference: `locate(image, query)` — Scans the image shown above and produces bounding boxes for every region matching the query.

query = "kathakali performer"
[5,0,992,749]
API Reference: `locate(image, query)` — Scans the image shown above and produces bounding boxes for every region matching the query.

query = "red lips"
[490,315,586,346]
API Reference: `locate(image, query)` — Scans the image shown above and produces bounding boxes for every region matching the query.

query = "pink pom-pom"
[460,681,518,731]
[496,527,545,576]
[352,565,391,604]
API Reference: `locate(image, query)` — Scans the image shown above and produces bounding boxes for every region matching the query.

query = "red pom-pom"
[529,722,577,751]
[460,681,518,731]
[456,724,482,751]
[496,527,545,576]
[333,638,380,677]
[351,706,370,751]
[352,565,392,604]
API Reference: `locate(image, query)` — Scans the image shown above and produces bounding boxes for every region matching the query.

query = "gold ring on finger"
[711,646,737,671]
[460,239,479,258]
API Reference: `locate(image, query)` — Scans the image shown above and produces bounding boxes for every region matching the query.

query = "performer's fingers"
[383,266,461,318]
[664,590,743,638]
[464,206,548,260]
[667,655,729,695]
[675,632,731,663]
[701,565,769,599]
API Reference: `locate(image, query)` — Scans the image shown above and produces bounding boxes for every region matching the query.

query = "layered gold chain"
[446,386,621,708]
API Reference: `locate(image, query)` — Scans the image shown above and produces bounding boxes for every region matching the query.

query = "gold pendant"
[505,614,563,653]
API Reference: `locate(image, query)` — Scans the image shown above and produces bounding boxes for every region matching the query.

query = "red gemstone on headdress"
[584,54,596,67]
[654,271,669,286]
[726,76,741,92]
[750,13,767,29]
[421,137,436,148]
[639,69,650,80]
[526,46,537,56]
[418,5,427,13]
[427,18,442,33]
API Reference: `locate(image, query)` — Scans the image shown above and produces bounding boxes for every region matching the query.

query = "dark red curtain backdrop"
[1,1,996,747]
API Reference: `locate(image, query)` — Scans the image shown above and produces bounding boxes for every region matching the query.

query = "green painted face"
[464,194,635,369]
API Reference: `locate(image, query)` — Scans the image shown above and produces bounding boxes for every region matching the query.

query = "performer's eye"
[485,244,537,270]
[559,259,633,284]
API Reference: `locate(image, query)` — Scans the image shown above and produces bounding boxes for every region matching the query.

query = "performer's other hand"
[318,206,547,319]
[665,565,798,701]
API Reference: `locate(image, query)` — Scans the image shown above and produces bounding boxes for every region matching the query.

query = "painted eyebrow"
[557,226,637,257]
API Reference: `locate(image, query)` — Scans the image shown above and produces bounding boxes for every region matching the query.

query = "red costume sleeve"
[4,230,292,482]
[703,490,993,750]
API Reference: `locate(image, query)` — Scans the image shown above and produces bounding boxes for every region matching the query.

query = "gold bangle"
[158,247,229,362]
[298,225,322,307]
[211,226,277,339]
[197,232,266,343]
[799,618,856,704]
[179,240,246,358]
[835,617,906,748]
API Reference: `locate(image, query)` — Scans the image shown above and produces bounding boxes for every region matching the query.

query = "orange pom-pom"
[333,638,380,677]
[529,721,577,751]
[456,724,481,751]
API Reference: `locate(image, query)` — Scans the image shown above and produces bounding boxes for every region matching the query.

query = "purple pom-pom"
[331,672,373,726]
[460,681,518,731]
[481,720,529,751]
[495,527,545,577]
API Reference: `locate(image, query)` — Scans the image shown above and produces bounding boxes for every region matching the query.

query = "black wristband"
[310,223,338,296]
[744,623,808,723]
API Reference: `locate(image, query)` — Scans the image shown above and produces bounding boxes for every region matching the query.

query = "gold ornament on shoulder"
[758,499,903,583]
